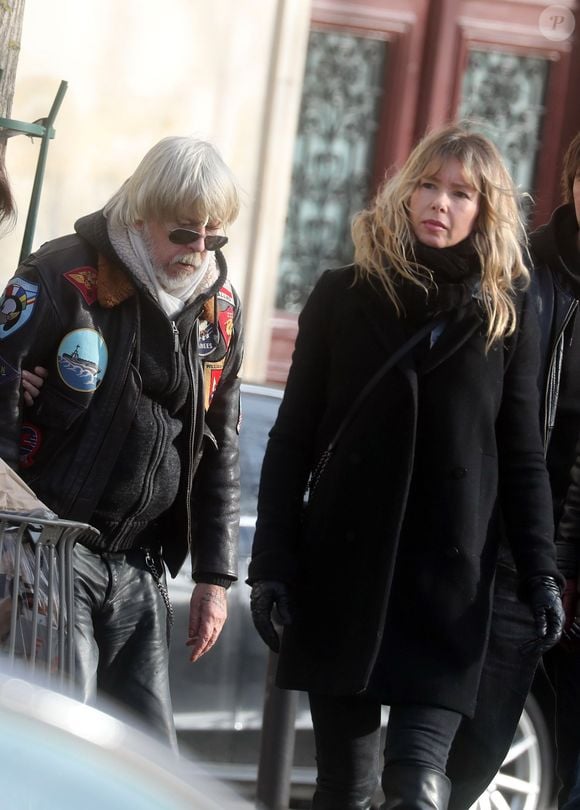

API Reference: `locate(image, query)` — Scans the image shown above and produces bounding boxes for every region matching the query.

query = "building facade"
[1,0,578,384]
[267,0,580,382]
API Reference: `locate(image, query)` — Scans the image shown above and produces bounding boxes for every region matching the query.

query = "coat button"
[348,452,362,465]
[345,530,357,543]
[445,546,460,558]
[450,466,467,479]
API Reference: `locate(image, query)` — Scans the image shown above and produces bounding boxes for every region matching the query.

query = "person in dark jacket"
[0,136,243,747]
[446,130,580,810]
[247,124,564,810]
[551,132,580,810]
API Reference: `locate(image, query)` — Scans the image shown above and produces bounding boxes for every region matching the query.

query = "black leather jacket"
[0,210,242,579]
[496,205,578,574]
[530,209,579,449]
[529,204,580,575]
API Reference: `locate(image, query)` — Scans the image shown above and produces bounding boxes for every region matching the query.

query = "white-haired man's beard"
[142,225,204,293]
[155,251,204,292]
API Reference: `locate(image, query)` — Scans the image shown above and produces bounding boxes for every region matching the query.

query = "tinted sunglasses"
[168,228,228,250]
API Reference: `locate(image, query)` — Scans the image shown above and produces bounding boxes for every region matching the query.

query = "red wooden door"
[266,0,580,384]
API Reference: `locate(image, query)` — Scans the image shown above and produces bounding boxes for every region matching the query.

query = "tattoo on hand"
[201,591,226,608]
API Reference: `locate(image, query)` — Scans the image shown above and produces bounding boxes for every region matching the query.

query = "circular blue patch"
[57,328,108,392]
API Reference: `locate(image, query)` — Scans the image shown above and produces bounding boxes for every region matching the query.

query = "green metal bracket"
[0,78,68,262]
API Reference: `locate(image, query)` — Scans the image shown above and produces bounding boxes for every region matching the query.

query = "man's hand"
[21,366,48,407]
[186,583,228,662]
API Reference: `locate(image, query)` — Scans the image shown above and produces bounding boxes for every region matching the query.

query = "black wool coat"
[248,266,559,717]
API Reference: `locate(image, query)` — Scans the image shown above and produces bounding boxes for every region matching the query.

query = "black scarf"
[393,237,482,324]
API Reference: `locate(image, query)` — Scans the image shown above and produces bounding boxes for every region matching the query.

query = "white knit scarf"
[107,219,218,318]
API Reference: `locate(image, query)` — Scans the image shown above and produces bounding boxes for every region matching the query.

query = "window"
[276,29,388,312]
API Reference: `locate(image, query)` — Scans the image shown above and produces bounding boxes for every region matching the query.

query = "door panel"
[266,0,580,384]
[275,28,389,314]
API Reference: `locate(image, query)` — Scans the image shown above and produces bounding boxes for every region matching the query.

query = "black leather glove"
[526,575,565,652]
[250,580,293,653]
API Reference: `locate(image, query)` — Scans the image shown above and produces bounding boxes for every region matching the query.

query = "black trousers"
[446,564,541,810]
[308,692,462,808]
[544,645,580,809]
[72,544,177,749]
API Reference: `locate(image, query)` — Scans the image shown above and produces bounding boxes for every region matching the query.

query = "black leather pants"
[72,544,177,750]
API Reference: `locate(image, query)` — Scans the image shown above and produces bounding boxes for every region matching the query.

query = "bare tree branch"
[0,0,25,119]
[0,0,25,221]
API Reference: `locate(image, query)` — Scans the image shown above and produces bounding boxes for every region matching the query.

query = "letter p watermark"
[539,5,576,41]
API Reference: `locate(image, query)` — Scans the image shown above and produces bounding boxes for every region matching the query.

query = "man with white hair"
[0,136,243,747]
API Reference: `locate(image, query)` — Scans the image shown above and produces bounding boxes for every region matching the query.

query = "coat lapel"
[419,308,484,374]
[356,276,484,377]
[357,277,411,360]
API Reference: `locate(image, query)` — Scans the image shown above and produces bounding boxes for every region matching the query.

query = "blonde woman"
[248,125,564,810]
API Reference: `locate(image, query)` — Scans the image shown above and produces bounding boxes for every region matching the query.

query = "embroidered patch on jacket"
[217,302,234,350]
[0,277,39,341]
[217,282,234,305]
[203,360,225,410]
[57,328,108,392]
[0,354,18,385]
[198,319,219,357]
[20,421,43,468]
[64,267,98,305]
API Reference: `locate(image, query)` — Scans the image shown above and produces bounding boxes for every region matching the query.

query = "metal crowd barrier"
[0,512,98,689]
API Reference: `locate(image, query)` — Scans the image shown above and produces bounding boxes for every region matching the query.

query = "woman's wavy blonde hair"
[351,124,529,346]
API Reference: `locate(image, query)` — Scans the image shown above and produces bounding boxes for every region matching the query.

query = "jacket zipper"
[184,320,200,550]
[113,401,167,543]
[116,318,188,540]
[544,298,578,450]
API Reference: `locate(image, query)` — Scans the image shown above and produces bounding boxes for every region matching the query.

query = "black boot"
[312,796,374,810]
[311,781,377,810]
[380,764,451,810]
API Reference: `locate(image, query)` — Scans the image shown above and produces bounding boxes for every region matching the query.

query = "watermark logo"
[539,5,576,41]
